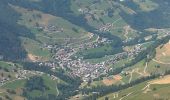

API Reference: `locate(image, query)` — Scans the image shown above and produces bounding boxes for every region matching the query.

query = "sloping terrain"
[0,0,170,100]
[99,75,170,100]
[0,0,34,60]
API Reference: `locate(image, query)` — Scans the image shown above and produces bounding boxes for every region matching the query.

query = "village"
[38,33,145,82]
[1,16,163,84]
[1,29,169,85]
[34,18,148,82]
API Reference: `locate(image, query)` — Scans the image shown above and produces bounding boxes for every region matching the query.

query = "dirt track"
[152,59,170,65]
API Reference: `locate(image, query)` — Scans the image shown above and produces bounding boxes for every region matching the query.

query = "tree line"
[82,69,170,100]
[20,61,82,99]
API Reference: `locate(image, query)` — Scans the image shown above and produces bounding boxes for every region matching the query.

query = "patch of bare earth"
[102,78,117,86]
[143,75,170,93]
[102,75,122,86]
[149,75,170,84]
[27,54,41,62]
[14,96,25,100]
[39,14,54,25]
[155,41,170,63]
[114,75,122,80]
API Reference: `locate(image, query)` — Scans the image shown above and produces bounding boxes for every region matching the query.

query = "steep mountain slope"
[0,0,34,60]
[120,0,170,30]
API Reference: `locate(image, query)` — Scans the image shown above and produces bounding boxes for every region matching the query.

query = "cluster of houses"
[98,23,114,32]
[39,35,112,81]
[54,47,108,82]
[105,52,128,67]
[0,69,44,86]
[15,70,43,79]
[0,33,158,85]
[1,32,165,85]
[38,38,145,82]
[106,44,145,67]
[0,77,9,86]
[78,8,89,14]
[127,44,144,57]
[0,68,58,86]
[37,24,64,33]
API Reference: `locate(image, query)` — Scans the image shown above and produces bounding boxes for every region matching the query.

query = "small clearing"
[114,75,122,80]
[28,54,41,62]
[150,75,170,85]
[102,75,122,86]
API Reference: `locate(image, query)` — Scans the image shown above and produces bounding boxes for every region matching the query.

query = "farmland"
[99,75,170,100]
[0,0,170,99]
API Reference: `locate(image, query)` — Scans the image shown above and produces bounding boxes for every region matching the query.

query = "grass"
[98,78,170,100]
[85,55,115,64]
[0,61,13,69]
[70,0,141,41]
[141,41,154,48]
[10,4,92,55]
[24,75,59,98]
[77,44,123,59]
[155,42,170,63]
[41,75,58,95]
[133,0,158,12]
[2,74,60,99]
[125,84,170,100]
[113,58,130,68]
[98,81,148,100]
[98,56,170,99]
[0,61,21,80]
[77,44,112,57]
[27,90,42,98]
[12,4,87,44]
[21,37,51,60]
[2,79,26,90]
[90,81,105,87]
[121,74,130,84]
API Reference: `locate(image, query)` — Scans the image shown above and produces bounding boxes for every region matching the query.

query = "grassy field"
[1,74,60,99]
[2,79,26,90]
[10,4,91,61]
[0,60,61,99]
[12,4,87,43]
[70,0,139,40]
[85,54,116,64]
[41,75,59,95]
[99,75,170,100]
[97,44,170,99]
[97,56,170,87]
[76,44,123,59]
[21,37,51,61]
[0,61,14,69]
[155,41,170,63]
[133,0,158,12]
[98,81,148,100]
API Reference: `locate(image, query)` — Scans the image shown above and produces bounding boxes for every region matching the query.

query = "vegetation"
[1,0,170,99]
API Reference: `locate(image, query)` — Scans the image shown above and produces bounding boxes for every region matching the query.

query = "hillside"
[0,0,170,100]
[99,75,170,100]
